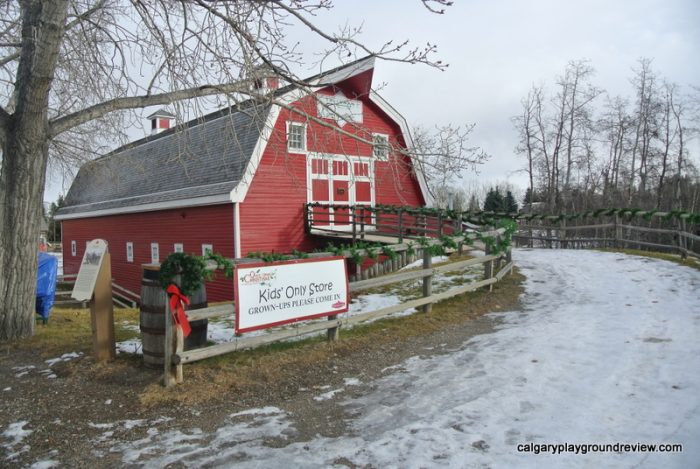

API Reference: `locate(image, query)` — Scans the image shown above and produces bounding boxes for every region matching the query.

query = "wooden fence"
[163,229,513,387]
[513,211,699,260]
[56,274,141,308]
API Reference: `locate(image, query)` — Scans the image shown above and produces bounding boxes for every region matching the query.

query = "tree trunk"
[0,0,68,340]
[0,135,51,339]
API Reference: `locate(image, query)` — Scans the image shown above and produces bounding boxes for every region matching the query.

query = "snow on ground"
[116,255,484,354]
[10,353,84,381]
[108,249,700,468]
[2,420,33,462]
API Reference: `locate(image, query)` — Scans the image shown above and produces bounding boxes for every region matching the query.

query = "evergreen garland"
[159,252,211,296]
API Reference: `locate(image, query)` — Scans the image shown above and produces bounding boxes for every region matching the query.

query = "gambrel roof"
[57,102,270,218]
[56,56,430,220]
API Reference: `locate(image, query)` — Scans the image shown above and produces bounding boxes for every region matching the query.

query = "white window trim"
[126,242,134,262]
[150,242,159,263]
[202,244,213,256]
[286,121,307,154]
[174,243,184,253]
[306,153,376,229]
[71,240,77,257]
[372,133,390,161]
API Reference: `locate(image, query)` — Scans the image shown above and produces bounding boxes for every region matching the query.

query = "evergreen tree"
[47,195,65,243]
[505,191,519,213]
[483,187,505,212]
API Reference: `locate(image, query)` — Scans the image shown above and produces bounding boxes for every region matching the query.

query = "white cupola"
[147,109,176,135]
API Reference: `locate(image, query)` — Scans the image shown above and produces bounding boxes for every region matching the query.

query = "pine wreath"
[159,252,210,296]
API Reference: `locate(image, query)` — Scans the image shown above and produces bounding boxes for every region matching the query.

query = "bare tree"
[599,95,631,205]
[411,124,489,200]
[628,58,660,202]
[512,58,699,213]
[512,85,540,211]
[0,0,457,340]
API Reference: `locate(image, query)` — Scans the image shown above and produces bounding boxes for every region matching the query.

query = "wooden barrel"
[140,265,209,368]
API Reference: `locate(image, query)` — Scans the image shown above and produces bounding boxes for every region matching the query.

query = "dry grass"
[4,307,140,357]
[139,267,525,408]
[3,257,524,410]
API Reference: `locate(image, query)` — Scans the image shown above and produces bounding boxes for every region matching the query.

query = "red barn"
[56,57,430,301]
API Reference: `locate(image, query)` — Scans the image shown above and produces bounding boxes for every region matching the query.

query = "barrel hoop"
[140,304,164,314]
[139,325,165,335]
[139,303,207,315]
[142,348,164,358]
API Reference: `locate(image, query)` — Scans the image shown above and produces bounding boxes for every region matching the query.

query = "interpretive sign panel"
[235,257,349,333]
[72,239,108,301]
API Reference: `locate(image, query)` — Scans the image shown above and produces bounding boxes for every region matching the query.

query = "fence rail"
[514,213,699,260]
[163,247,514,386]
[305,203,466,243]
[56,275,140,308]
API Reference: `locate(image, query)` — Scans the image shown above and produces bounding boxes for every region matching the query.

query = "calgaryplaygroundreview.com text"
[517,442,683,455]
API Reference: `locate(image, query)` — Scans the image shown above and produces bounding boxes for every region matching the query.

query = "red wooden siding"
[62,204,235,302]
[239,83,425,255]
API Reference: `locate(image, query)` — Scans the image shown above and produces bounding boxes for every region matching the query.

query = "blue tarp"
[36,252,58,319]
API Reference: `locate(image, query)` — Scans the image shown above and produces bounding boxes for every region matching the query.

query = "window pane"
[288,123,305,150]
[373,134,389,159]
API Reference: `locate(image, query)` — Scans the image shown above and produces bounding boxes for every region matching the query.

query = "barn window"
[174,243,183,253]
[71,240,76,257]
[287,121,306,152]
[126,242,134,262]
[150,243,159,263]
[372,133,389,160]
[202,244,213,256]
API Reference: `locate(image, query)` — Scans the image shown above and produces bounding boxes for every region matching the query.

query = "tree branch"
[49,81,256,137]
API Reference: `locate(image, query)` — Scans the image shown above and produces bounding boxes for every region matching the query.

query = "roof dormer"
[248,63,280,95]
[147,109,176,135]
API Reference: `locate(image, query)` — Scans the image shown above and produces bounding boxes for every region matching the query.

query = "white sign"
[71,239,108,301]
[235,257,349,333]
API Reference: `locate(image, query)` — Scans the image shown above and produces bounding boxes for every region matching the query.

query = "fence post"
[175,325,184,384]
[614,214,621,249]
[560,218,566,249]
[678,218,688,259]
[358,206,364,241]
[163,290,175,387]
[484,242,494,292]
[327,314,339,341]
[422,249,433,314]
[352,209,357,244]
[398,209,404,242]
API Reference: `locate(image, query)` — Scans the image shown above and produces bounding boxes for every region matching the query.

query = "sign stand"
[90,252,116,362]
[71,239,116,362]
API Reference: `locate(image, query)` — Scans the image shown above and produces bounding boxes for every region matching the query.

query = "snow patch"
[45,352,83,367]
[313,388,344,401]
[231,407,284,418]
[2,421,33,460]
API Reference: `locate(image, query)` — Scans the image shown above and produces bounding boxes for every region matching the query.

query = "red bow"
[166,284,192,337]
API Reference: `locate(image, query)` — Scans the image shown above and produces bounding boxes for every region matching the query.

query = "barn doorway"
[307,154,375,228]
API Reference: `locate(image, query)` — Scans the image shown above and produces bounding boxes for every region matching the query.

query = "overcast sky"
[44,0,700,204]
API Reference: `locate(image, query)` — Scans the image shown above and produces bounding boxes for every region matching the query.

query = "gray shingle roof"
[57,55,379,218]
[58,103,270,216]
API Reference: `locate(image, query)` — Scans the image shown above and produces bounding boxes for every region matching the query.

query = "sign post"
[71,239,115,362]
